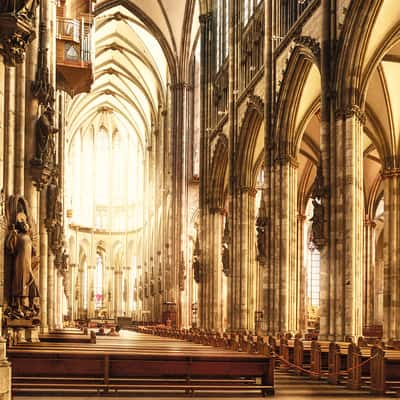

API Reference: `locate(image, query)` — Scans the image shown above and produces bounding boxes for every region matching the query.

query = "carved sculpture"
[256,193,267,265]
[222,218,230,276]
[310,165,326,249]
[192,235,201,284]
[35,107,58,163]
[5,196,40,320]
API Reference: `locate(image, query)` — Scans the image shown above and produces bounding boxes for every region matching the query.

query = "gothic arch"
[236,96,264,188]
[335,0,383,108]
[275,46,319,160]
[209,133,228,210]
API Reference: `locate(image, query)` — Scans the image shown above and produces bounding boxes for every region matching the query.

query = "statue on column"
[256,193,267,265]
[192,235,201,284]
[5,196,40,320]
[222,218,230,276]
[310,164,326,249]
[35,107,58,164]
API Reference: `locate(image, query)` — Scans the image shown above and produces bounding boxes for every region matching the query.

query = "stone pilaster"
[198,12,213,330]
[203,208,224,330]
[270,157,298,333]
[297,214,307,333]
[4,65,15,198]
[14,60,25,196]
[229,187,257,332]
[324,106,364,340]
[47,250,54,330]
[363,219,376,327]
[39,189,48,332]
[382,168,400,339]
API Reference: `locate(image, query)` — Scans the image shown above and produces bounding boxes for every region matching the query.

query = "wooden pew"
[10,332,275,396]
[347,342,371,390]
[327,341,351,385]
[370,345,400,395]
[38,332,95,344]
[293,338,312,374]
[310,341,330,379]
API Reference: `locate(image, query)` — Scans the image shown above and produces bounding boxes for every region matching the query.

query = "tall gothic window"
[215,0,229,69]
[69,112,144,232]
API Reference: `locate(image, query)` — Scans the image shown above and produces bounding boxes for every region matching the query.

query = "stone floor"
[15,371,392,399]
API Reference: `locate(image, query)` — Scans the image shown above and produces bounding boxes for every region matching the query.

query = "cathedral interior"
[0,0,400,398]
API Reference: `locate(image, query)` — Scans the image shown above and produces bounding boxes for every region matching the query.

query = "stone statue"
[256,224,266,261]
[35,107,58,163]
[311,199,324,241]
[46,172,58,223]
[5,211,39,318]
[222,219,230,276]
[193,256,201,284]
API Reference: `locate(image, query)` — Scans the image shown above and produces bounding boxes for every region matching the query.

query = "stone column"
[14,61,26,195]
[382,169,400,339]
[47,250,55,330]
[39,189,48,332]
[229,187,257,332]
[88,265,95,318]
[0,55,5,307]
[4,66,15,198]
[267,158,298,334]
[203,209,224,330]
[297,214,307,333]
[0,55,4,188]
[363,219,376,327]
[198,12,213,330]
[326,107,364,340]
[24,15,39,215]
[115,270,122,317]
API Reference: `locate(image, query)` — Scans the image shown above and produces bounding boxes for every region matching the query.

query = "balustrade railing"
[274,0,314,48]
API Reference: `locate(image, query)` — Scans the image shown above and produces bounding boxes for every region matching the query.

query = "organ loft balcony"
[56,0,94,96]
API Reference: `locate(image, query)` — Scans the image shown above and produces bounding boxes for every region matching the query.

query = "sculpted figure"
[35,107,58,163]
[6,211,39,318]
[311,199,324,241]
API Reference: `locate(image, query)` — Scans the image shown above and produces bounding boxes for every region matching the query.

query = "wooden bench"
[293,339,312,374]
[9,332,275,396]
[38,332,95,344]
[310,341,330,379]
[370,346,400,395]
[347,342,371,390]
[327,341,351,385]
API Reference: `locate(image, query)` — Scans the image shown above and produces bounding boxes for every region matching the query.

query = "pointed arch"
[275,45,319,160]
[209,133,228,210]
[335,0,383,108]
[236,96,264,188]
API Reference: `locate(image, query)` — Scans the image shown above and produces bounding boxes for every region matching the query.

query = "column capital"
[297,214,307,222]
[381,167,400,179]
[199,12,213,25]
[240,186,258,197]
[0,13,36,66]
[274,154,299,169]
[209,207,226,215]
[335,104,366,124]
[364,218,376,228]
